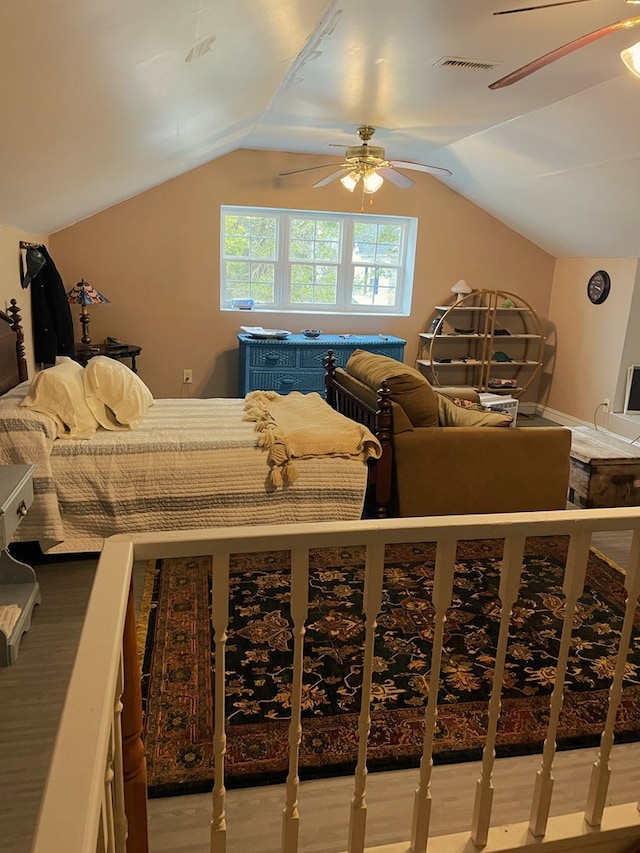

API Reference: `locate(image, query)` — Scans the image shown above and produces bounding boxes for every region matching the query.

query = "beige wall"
[546,258,639,422]
[0,226,47,380]
[47,148,556,399]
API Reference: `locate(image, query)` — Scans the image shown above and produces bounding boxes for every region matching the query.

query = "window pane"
[224,214,277,260]
[253,238,276,258]
[225,259,275,303]
[289,218,340,262]
[290,239,314,261]
[352,223,401,265]
[352,266,398,306]
[375,243,400,265]
[290,263,337,304]
[354,221,378,243]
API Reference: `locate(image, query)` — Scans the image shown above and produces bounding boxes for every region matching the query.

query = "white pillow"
[84,356,154,428]
[20,357,100,439]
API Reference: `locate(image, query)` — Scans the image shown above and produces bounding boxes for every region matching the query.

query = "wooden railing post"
[122,579,149,853]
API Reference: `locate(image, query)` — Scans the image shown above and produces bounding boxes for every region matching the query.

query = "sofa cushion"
[435,386,481,403]
[437,393,513,427]
[345,350,439,428]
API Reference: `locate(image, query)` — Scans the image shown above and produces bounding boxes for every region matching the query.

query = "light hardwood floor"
[0,526,638,853]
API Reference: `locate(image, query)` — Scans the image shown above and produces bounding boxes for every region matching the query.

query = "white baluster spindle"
[348,541,386,853]
[411,536,458,853]
[586,529,640,826]
[471,534,526,846]
[210,553,231,853]
[282,548,310,853]
[529,531,591,837]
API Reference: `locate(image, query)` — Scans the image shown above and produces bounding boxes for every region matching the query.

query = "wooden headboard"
[0,299,28,396]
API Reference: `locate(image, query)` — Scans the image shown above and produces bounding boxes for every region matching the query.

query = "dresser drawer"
[249,371,300,394]
[0,465,35,550]
[247,346,297,369]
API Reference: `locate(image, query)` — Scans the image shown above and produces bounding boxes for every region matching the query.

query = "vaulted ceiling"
[3,0,640,257]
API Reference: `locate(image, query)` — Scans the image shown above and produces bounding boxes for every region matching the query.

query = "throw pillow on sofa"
[437,393,513,427]
[345,349,439,428]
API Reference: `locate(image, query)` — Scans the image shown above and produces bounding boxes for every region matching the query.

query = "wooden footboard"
[324,350,394,518]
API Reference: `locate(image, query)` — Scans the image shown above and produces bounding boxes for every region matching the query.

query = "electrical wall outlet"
[602,398,610,412]
[182,369,193,384]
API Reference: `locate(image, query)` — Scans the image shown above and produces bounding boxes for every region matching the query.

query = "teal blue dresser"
[238,333,406,395]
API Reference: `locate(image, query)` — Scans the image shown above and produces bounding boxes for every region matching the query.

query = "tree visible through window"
[221,206,417,315]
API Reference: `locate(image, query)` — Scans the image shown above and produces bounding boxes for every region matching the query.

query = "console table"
[0,464,40,667]
[238,333,406,395]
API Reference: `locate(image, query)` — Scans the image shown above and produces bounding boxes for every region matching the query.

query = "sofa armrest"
[394,426,571,517]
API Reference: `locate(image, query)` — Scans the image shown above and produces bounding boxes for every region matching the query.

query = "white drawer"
[0,465,35,550]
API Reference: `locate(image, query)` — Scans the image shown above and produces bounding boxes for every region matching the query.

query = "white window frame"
[220,205,417,316]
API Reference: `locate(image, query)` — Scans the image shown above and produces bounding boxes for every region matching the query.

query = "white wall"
[546,257,639,426]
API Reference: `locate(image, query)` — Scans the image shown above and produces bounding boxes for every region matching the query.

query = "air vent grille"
[433,56,500,72]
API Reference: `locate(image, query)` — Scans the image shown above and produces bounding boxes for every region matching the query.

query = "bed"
[0,302,380,553]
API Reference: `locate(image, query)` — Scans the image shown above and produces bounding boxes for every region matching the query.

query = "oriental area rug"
[138,538,640,798]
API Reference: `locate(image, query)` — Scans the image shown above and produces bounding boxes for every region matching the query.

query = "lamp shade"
[66,279,110,305]
[363,170,384,194]
[340,171,360,192]
[451,279,472,299]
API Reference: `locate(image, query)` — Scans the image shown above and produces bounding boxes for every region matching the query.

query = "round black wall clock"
[587,270,611,305]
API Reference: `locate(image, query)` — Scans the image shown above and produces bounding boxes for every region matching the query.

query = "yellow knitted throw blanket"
[244,390,382,487]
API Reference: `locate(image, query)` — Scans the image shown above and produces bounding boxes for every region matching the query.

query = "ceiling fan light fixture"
[340,171,360,192]
[362,169,384,194]
[621,41,640,77]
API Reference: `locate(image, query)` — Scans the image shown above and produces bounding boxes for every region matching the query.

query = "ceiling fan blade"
[279,163,346,177]
[312,168,351,188]
[389,159,453,178]
[378,167,415,189]
[489,16,640,88]
[494,0,596,15]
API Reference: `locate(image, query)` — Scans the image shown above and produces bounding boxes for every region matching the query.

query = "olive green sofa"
[325,349,572,518]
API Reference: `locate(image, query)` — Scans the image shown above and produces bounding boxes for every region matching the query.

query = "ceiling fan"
[490,0,640,88]
[278,126,451,196]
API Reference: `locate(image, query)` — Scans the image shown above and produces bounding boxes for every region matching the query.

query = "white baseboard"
[538,404,640,445]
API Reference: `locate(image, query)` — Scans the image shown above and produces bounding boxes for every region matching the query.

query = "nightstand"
[0,465,41,667]
[73,342,142,373]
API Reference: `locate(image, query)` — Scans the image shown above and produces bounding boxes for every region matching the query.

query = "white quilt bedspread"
[5,395,372,552]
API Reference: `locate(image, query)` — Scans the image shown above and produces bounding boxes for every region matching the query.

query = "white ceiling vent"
[433,56,501,72]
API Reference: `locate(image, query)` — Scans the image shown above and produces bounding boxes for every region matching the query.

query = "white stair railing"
[33,507,640,853]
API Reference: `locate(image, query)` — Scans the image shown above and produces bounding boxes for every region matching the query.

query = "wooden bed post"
[324,349,337,407]
[8,300,28,383]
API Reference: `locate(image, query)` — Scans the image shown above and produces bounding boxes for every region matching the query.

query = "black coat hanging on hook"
[21,246,75,364]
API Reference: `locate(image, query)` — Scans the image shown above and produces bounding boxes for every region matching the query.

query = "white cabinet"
[0,464,40,667]
[417,289,544,398]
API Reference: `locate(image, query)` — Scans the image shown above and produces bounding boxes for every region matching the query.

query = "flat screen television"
[624,365,640,414]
